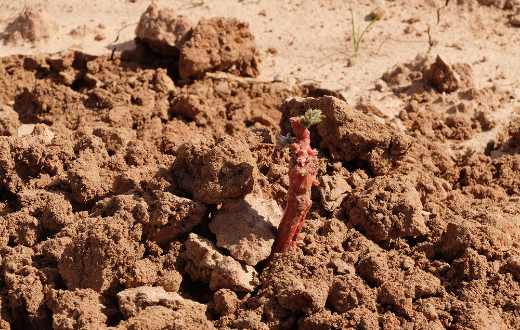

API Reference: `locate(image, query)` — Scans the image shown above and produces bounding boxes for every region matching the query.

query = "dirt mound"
[134,3,260,80]
[1,8,57,46]
[381,55,507,143]
[1,5,520,330]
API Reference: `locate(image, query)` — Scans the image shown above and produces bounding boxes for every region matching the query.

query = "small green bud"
[300,109,323,129]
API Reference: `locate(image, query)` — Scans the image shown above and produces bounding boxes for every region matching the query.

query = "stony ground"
[0,1,520,330]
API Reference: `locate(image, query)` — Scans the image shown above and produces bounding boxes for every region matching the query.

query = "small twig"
[436,0,451,25]
[204,71,289,85]
[110,21,138,60]
[426,25,435,54]
[375,36,390,55]
[349,8,380,59]
[180,0,209,9]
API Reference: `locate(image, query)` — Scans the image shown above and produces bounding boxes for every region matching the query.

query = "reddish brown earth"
[1,3,520,330]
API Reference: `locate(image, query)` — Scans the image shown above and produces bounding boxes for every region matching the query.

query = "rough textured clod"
[0,105,19,136]
[318,174,351,212]
[58,216,144,293]
[179,17,260,79]
[47,289,107,330]
[343,174,429,242]
[146,191,207,245]
[135,3,192,56]
[115,304,214,329]
[173,136,256,204]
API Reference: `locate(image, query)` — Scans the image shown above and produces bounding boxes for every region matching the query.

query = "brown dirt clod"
[135,3,192,56]
[173,136,256,204]
[179,17,260,80]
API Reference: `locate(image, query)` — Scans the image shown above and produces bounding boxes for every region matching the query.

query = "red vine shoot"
[271,109,322,254]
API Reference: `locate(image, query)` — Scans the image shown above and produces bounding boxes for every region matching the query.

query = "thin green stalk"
[350,8,379,59]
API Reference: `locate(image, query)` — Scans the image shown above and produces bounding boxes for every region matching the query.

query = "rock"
[449,248,489,281]
[343,174,429,242]
[173,136,256,204]
[209,193,282,265]
[1,8,57,45]
[318,174,351,212]
[32,124,55,144]
[276,276,331,314]
[355,252,390,286]
[0,128,71,194]
[92,126,135,154]
[117,286,205,319]
[121,258,159,288]
[67,154,113,204]
[47,289,106,330]
[423,55,473,93]
[355,251,443,319]
[17,124,55,144]
[35,236,72,264]
[183,233,259,292]
[266,254,332,314]
[146,191,207,245]
[0,211,39,247]
[14,82,84,124]
[16,124,35,138]
[378,281,413,317]
[135,3,192,56]
[179,17,260,79]
[156,269,183,293]
[153,68,176,93]
[91,194,149,223]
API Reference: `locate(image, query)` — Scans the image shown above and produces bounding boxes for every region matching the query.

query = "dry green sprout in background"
[349,7,383,61]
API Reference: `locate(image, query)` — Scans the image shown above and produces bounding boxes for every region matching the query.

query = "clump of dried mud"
[1,3,520,330]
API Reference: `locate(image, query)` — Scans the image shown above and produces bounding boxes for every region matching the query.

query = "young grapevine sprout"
[271,109,322,254]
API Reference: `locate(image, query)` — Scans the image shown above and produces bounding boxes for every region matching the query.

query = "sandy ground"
[1,0,519,104]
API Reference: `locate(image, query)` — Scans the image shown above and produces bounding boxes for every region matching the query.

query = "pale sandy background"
[1,0,519,139]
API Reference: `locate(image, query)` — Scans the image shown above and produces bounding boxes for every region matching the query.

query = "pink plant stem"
[271,117,318,254]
